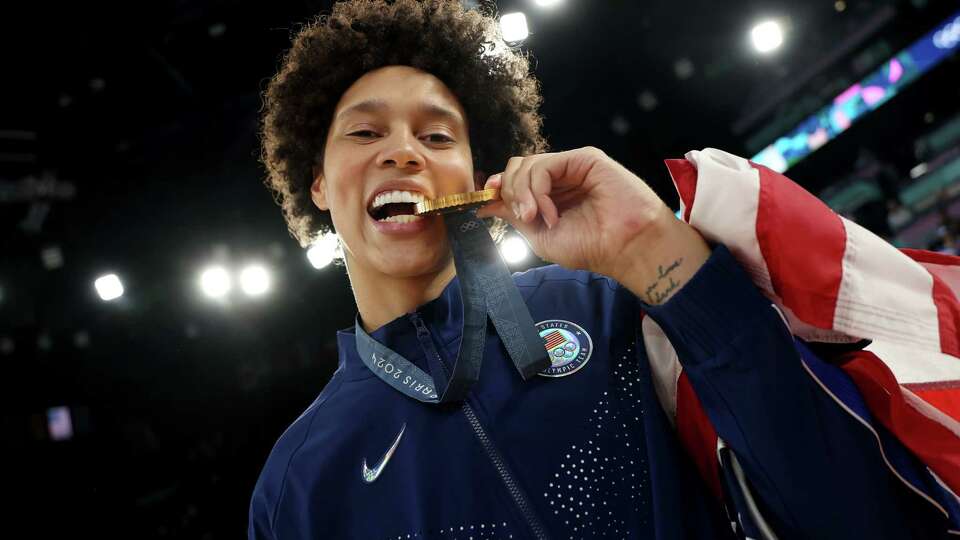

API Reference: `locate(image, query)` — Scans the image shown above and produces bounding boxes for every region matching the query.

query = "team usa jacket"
[249,237,957,538]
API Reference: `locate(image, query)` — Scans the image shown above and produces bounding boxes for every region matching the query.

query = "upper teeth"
[370,190,426,210]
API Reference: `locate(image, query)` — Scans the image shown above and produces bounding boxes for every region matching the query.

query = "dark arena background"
[2,0,959,537]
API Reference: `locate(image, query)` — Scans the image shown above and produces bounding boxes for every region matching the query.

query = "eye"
[347,130,379,138]
[423,133,454,144]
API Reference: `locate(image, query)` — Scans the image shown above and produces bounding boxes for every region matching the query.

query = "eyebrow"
[335,98,464,125]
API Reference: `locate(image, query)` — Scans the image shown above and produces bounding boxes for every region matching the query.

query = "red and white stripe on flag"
[543,330,567,351]
[648,148,960,497]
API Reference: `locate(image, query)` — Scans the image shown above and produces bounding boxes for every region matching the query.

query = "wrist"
[610,211,711,305]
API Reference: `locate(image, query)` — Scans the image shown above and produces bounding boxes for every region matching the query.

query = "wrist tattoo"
[644,258,683,304]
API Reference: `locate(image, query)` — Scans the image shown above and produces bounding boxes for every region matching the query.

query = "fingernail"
[518,202,530,220]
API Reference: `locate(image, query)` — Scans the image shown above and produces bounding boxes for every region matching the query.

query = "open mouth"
[370,202,423,223]
[368,191,426,223]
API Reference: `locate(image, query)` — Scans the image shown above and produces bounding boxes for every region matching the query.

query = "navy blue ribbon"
[356,210,550,403]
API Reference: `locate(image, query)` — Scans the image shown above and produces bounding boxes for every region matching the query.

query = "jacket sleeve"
[641,243,950,539]
[248,475,276,540]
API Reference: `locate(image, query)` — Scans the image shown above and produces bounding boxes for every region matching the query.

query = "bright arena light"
[534,0,563,7]
[307,232,341,269]
[239,264,271,297]
[751,20,784,53]
[500,235,530,264]
[500,12,529,43]
[199,266,232,299]
[94,274,124,301]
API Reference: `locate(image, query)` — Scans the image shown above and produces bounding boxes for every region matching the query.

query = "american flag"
[542,330,567,351]
[653,148,960,507]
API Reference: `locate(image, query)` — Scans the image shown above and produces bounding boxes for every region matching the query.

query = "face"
[311,65,479,279]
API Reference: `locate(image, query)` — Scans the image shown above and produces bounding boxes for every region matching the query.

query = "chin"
[373,248,450,278]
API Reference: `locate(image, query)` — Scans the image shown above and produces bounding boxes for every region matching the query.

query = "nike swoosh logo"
[362,423,406,484]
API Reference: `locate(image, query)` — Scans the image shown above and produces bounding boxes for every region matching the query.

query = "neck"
[347,255,457,334]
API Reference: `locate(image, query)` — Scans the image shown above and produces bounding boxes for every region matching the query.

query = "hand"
[475,147,672,279]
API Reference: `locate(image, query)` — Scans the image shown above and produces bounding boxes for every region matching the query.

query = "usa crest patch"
[536,319,593,377]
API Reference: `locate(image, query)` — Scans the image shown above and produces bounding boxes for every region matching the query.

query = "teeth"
[371,190,426,210]
[379,214,423,223]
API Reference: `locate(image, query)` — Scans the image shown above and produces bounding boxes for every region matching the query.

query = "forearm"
[640,244,936,537]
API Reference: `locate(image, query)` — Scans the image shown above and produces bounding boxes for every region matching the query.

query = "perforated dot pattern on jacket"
[387,521,514,540]
[543,344,652,538]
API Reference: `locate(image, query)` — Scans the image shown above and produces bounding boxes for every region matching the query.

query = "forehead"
[333,66,467,124]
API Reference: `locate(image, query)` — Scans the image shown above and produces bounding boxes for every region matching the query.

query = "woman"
[250,1,953,538]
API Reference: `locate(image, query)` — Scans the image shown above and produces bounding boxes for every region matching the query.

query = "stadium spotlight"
[307,232,341,269]
[94,273,124,301]
[199,266,232,299]
[910,162,929,179]
[239,264,271,297]
[500,12,529,43]
[751,20,784,54]
[500,235,530,264]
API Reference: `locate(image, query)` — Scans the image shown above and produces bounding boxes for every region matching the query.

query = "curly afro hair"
[260,0,548,248]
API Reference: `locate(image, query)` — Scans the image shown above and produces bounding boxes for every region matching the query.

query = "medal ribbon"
[356,209,550,403]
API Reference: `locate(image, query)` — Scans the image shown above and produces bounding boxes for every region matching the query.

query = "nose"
[378,131,425,171]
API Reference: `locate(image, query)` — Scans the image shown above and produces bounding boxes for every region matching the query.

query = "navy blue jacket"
[249,245,953,539]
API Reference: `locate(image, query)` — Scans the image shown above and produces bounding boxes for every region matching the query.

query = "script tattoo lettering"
[643,258,684,305]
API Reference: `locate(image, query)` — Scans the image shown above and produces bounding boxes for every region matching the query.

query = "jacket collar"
[335,274,463,380]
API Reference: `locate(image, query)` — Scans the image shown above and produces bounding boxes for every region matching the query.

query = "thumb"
[483,173,502,190]
[475,199,541,245]
[475,173,507,220]
[475,200,512,221]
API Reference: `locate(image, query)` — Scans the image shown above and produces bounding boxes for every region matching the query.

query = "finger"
[483,173,502,190]
[530,163,559,229]
[501,156,525,220]
[475,199,511,221]
[512,156,540,224]
[537,147,593,192]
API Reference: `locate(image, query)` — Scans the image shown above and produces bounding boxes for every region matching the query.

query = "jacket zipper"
[410,313,548,540]
[459,399,549,540]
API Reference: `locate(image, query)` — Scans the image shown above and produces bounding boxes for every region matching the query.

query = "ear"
[310,166,329,211]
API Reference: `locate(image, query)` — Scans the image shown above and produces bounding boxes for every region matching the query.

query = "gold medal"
[415,188,500,216]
